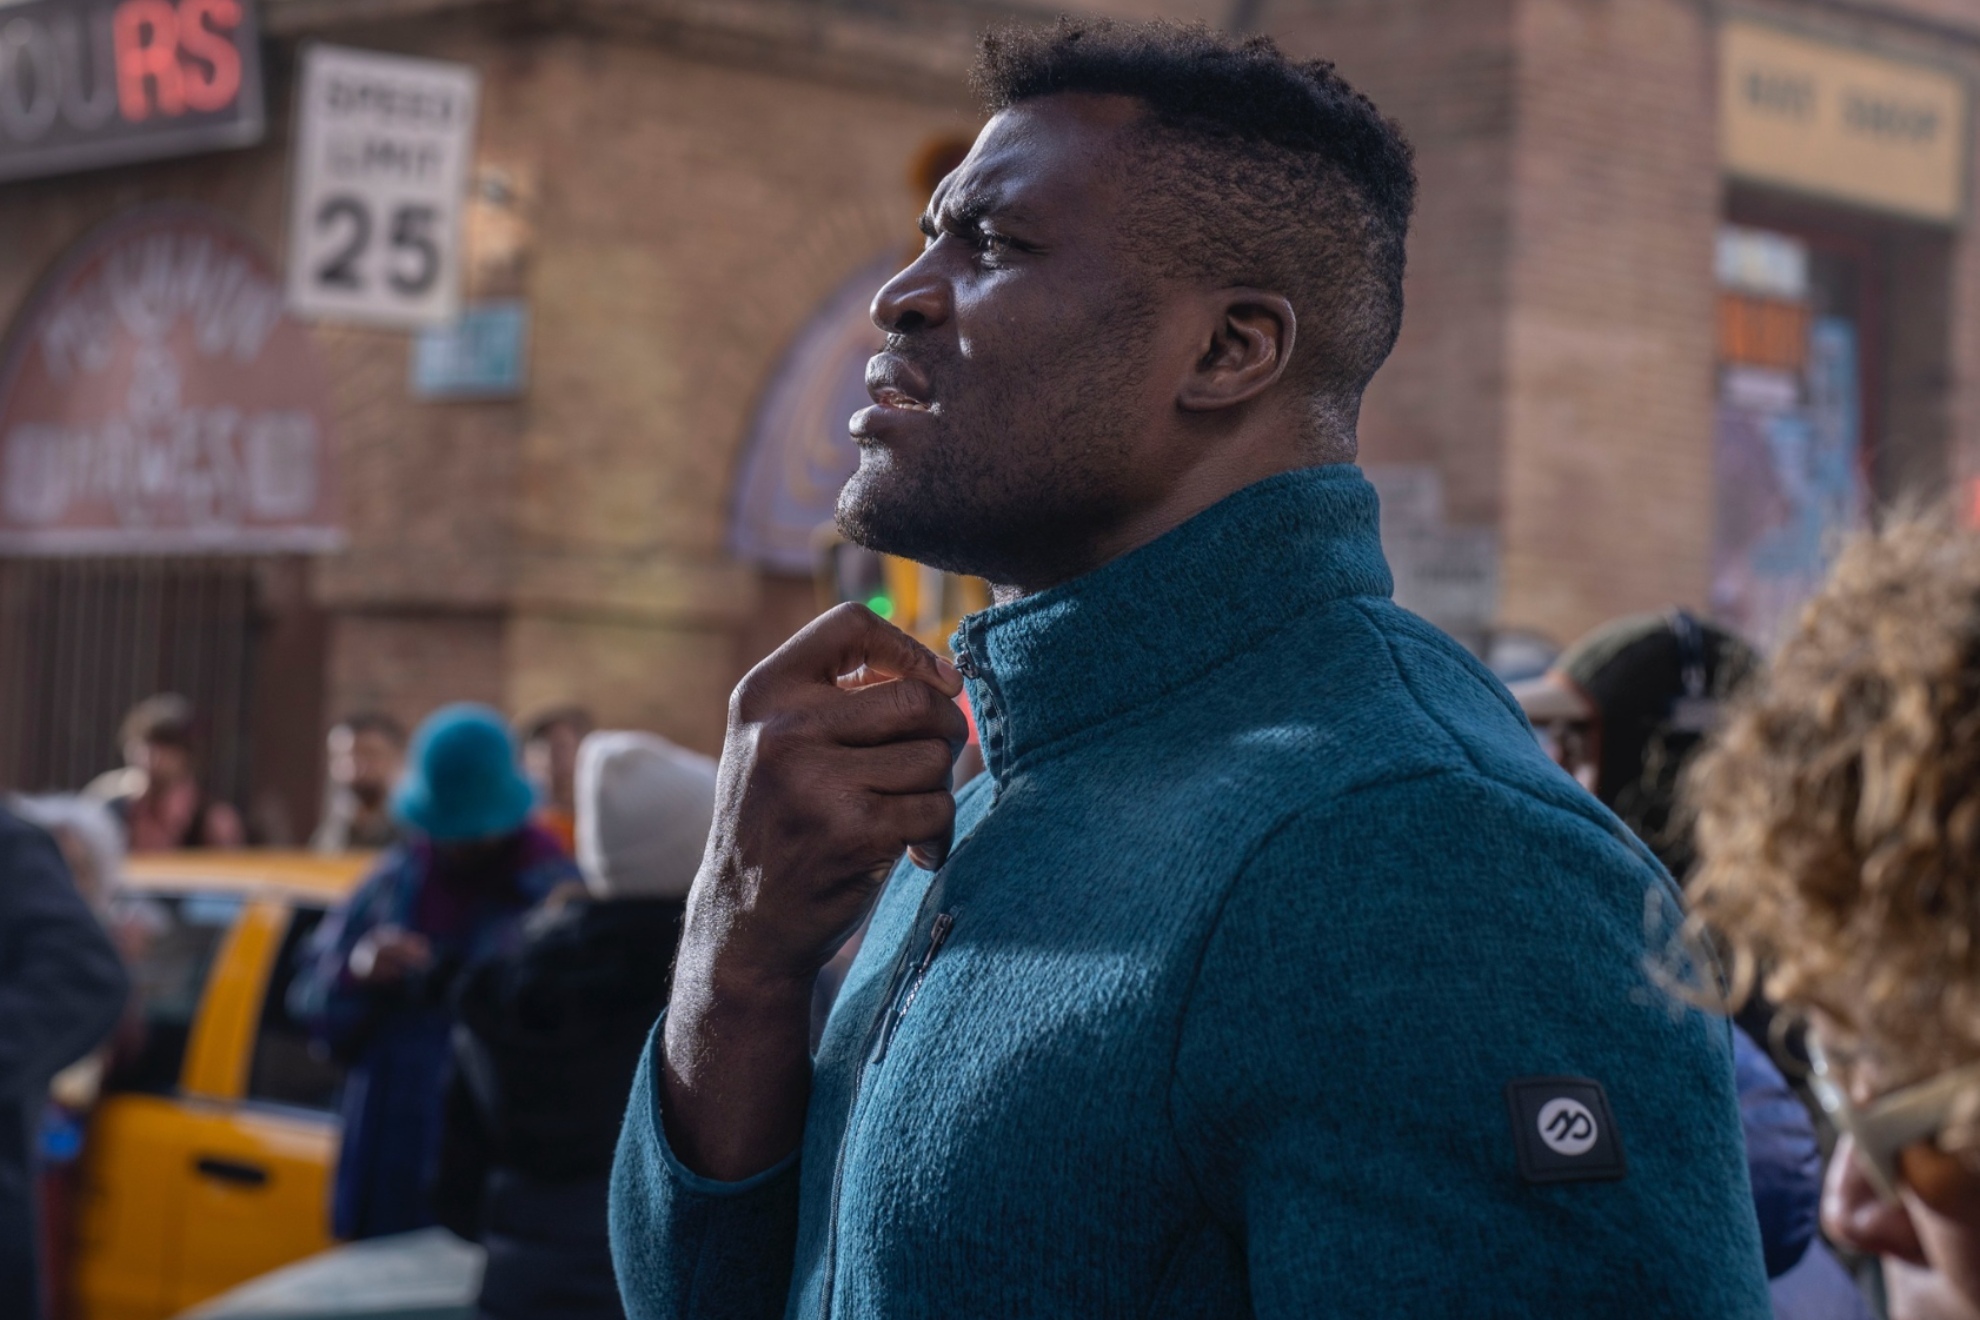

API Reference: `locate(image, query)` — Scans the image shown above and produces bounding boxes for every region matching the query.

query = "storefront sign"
[1720,20,1966,224]
[410,300,528,399]
[1718,294,1811,371]
[0,206,341,555]
[0,0,264,184]
[287,45,480,329]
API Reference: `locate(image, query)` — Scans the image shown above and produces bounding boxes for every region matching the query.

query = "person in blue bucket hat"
[292,703,580,1241]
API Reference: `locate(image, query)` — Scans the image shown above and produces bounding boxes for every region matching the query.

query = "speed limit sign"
[287,46,480,329]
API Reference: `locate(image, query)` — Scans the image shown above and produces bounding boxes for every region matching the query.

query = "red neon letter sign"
[113,0,185,121]
[179,0,242,113]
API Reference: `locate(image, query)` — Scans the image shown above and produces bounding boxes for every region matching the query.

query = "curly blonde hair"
[1688,515,1980,1094]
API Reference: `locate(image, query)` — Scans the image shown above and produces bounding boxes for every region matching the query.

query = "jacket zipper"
[951,637,1003,789]
[871,912,952,1065]
[818,899,957,1320]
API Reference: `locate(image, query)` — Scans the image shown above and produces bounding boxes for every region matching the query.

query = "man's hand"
[663,603,967,1180]
[349,926,433,985]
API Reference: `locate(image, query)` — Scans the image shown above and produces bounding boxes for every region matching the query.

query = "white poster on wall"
[287,45,480,329]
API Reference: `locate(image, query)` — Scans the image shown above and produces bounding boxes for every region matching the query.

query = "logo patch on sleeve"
[1505,1077,1626,1183]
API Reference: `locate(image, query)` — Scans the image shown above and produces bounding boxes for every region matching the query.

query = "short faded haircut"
[973,19,1416,428]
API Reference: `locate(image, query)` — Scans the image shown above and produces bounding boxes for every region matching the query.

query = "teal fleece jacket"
[610,465,1772,1318]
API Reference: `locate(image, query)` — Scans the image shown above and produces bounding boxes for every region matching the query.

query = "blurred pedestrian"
[6,794,128,1320]
[1689,515,1980,1320]
[518,706,592,855]
[313,712,410,853]
[1510,609,1759,877]
[8,795,124,918]
[615,21,1768,1319]
[291,704,580,1241]
[0,804,129,1319]
[437,730,713,1319]
[88,694,245,852]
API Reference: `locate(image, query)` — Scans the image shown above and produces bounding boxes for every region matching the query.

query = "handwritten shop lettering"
[0,211,338,553]
[1741,69,1940,146]
[1841,91,1938,144]
[0,0,242,136]
[1720,21,1964,224]
[1742,68,1815,120]
[0,0,261,183]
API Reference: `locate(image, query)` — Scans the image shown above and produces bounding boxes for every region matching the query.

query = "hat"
[1507,673,1596,725]
[575,731,717,900]
[393,704,537,842]
[1518,611,1760,873]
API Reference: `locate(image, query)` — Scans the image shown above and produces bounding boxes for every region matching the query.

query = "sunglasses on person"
[1808,1035,1980,1203]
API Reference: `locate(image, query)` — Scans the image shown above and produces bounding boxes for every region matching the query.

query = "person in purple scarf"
[292,703,579,1240]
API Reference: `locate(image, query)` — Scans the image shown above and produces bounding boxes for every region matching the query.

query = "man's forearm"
[660,946,816,1182]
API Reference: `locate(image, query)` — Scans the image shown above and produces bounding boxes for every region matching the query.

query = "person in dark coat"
[291,704,578,1241]
[437,730,714,1320]
[0,805,129,1318]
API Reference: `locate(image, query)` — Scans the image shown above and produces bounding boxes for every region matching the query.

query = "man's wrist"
[672,942,815,1029]
[675,879,819,1016]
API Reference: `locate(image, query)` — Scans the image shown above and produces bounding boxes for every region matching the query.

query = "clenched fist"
[696,602,967,981]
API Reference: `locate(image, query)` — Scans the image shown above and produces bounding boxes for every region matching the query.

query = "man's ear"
[1176,290,1296,413]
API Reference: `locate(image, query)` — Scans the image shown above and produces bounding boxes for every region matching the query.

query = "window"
[1711,224,1868,649]
[245,906,344,1113]
[106,892,242,1095]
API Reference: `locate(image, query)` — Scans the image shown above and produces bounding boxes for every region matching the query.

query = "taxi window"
[106,892,243,1095]
[246,906,344,1114]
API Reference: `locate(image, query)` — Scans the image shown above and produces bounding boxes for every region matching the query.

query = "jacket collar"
[951,464,1393,782]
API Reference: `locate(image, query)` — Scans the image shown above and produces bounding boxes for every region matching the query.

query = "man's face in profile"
[839,94,1179,590]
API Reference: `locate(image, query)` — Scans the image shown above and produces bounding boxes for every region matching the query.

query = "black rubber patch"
[1505,1077,1626,1184]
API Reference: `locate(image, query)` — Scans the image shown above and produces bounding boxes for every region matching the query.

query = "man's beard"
[836,298,1157,591]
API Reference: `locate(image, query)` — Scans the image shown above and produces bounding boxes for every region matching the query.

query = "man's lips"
[864,353,934,412]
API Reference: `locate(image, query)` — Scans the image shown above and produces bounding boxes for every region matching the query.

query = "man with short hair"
[518,706,594,854]
[312,711,410,853]
[613,21,1770,1317]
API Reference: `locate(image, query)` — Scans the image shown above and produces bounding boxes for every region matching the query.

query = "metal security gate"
[0,557,257,805]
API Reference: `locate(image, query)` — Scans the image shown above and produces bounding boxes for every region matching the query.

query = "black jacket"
[0,808,128,1317]
[437,897,683,1320]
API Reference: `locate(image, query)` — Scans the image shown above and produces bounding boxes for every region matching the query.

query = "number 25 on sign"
[287,45,479,329]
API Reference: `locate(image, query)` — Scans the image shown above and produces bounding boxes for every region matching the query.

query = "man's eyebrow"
[922,186,1006,236]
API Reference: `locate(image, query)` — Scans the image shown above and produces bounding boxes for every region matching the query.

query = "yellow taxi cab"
[69,851,373,1320]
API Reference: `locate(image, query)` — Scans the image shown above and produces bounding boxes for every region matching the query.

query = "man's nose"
[871,253,951,334]
[1823,1135,1931,1267]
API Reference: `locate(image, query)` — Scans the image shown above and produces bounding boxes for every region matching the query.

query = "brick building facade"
[0,0,1971,837]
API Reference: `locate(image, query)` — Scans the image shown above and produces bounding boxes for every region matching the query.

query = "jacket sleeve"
[1170,771,1773,1319]
[0,816,129,1090]
[609,1020,800,1320]
[287,860,401,1059]
[1733,1025,1821,1278]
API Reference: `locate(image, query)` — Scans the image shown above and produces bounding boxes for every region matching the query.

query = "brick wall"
[1266,0,1519,530]
[499,33,979,749]
[1496,0,1721,644]
[326,610,508,730]
[282,16,976,750]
